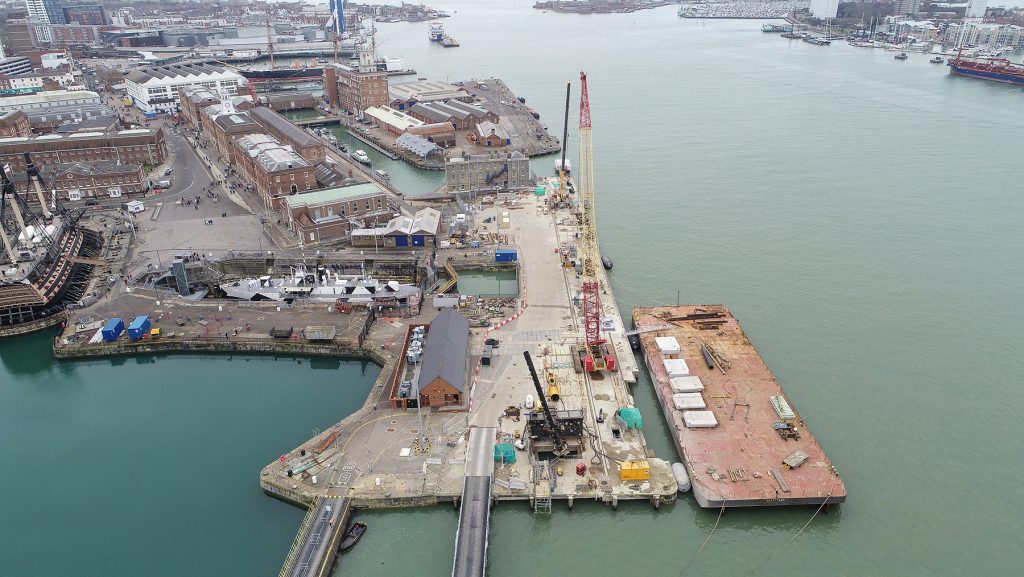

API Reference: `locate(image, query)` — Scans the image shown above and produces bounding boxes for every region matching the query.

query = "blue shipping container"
[127,316,151,340]
[495,249,518,262]
[101,317,125,342]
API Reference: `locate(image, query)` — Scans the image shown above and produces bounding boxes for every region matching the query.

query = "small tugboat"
[339,522,366,551]
[930,56,944,64]
[602,256,613,270]
[895,52,908,60]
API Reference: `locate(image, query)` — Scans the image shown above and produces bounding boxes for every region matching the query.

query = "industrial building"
[0,128,166,171]
[476,121,511,147]
[388,79,469,110]
[415,309,469,408]
[233,133,315,211]
[124,63,245,113]
[362,105,424,135]
[446,150,530,193]
[350,207,441,249]
[0,89,100,112]
[284,183,391,245]
[409,100,497,131]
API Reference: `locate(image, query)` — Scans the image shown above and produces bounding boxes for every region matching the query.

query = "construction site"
[38,70,845,577]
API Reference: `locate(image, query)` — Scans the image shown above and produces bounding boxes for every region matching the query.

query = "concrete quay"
[261,189,675,520]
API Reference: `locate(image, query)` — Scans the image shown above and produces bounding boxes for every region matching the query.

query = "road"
[452,427,496,577]
[287,498,349,577]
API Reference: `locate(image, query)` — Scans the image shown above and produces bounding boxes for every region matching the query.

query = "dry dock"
[633,305,846,508]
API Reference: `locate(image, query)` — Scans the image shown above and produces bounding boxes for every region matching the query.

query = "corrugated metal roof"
[285,183,385,209]
[417,309,469,393]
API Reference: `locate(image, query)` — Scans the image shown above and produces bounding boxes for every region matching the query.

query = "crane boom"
[577,71,615,373]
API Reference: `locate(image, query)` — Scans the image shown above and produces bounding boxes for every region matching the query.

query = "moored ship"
[0,155,101,333]
[240,67,324,83]
[947,56,1024,86]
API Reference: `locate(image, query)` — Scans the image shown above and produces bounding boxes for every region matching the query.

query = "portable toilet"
[101,317,124,342]
[127,316,151,340]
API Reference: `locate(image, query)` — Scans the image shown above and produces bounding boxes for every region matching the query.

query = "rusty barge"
[633,304,846,508]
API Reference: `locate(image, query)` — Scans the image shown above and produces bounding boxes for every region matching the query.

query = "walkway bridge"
[279,496,351,577]
[452,427,496,577]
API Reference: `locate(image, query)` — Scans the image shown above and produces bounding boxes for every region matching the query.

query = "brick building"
[204,108,262,163]
[285,183,390,244]
[324,61,388,115]
[51,161,145,200]
[49,24,109,45]
[416,309,469,408]
[445,150,530,193]
[0,111,31,138]
[233,133,315,211]
[0,128,166,171]
[178,86,221,131]
[248,106,325,164]
[476,121,510,147]
[409,100,497,131]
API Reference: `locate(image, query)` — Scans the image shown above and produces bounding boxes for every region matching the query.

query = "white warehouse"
[124,62,245,114]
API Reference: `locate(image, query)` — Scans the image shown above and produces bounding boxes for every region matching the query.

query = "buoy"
[672,462,691,492]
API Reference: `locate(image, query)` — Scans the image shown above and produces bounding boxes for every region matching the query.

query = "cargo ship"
[0,156,101,333]
[947,56,1024,86]
[240,67,324,83]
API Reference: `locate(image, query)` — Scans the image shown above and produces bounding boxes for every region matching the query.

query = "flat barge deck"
[633,305,846,508]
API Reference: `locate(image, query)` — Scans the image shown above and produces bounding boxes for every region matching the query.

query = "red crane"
[577,71,615,373]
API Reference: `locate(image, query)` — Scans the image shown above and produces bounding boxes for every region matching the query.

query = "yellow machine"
[619,460,651,482]
[547,384,560,402]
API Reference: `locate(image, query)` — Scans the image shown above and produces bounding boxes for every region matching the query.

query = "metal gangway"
[279,497,350,577]
[451,427,496,577]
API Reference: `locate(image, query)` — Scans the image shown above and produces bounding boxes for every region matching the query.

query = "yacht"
[352,150,371,164]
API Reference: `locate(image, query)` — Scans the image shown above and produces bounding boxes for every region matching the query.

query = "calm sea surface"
[1,3,1022,575]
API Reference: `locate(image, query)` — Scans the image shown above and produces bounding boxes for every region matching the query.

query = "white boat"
[554,159,571,174]
[428,23,444,42]
[220,268,420,306]
[374,169,389,180]
[352,150,371,164]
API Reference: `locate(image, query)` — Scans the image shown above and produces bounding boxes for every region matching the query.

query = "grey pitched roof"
[249,106,319,148]
[417,309,469,393]
[410,103,452,123]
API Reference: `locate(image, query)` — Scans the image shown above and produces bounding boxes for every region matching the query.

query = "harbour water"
[2,2,1023,576]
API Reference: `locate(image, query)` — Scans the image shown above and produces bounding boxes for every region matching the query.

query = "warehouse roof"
[248,106,319,147]
[363,106,424,132]
[236,134,309,172]
[125,62,241,85]
[285,183,385,209]
[417,309,470,393]
[388,79,467,103]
